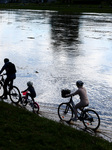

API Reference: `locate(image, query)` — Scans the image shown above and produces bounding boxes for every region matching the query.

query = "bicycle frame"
[0,74,13,91]
[60,96,89,122]
[0,74,5,84]
[58,92,100,130]
[0,74,11,96]
[21,91,39,110]
[21,91,33,103]
[69,96,83,118]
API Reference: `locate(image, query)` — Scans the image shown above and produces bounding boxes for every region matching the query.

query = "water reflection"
[50,14,80,49]
[0,10,112,130]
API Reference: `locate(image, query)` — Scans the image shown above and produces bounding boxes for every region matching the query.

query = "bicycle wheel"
[82,109,100,131]
[21,97,27,106]
[9,86,21,104]
[58,103,73,122]
[0,82,4,98]
[33,102,39,114]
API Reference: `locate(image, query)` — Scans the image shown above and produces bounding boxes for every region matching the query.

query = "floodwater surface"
[0,10,112,130]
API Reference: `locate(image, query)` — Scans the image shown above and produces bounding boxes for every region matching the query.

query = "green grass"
[0,3,112,14]
[0,101,112,150]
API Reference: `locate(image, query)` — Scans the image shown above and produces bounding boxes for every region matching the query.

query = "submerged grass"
[0,3,112,14]
[0,101,112,150]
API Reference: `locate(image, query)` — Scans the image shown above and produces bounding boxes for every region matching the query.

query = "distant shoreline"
[0,3,112,14]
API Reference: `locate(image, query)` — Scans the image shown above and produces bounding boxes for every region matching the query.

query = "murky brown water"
[0,10,112,131]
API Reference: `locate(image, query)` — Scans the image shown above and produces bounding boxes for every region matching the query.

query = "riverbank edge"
[0,101,112,150]
[0,3,112,13]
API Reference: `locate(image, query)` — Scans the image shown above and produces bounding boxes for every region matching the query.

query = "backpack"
[6,62,16,74]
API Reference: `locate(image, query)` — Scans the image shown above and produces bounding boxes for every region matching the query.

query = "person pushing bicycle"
[65,80,89,121]
[0,58,16,99]
[21,81,36,104]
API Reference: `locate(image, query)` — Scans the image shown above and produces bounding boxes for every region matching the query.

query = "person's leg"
[31,96,34,103]
[70,99,78,120]
[74,102,84,120]
[3,78,10,98]
[9,79,13,89]
[25,93,29,103]
[29,93,35,103]
[73,107,78,120]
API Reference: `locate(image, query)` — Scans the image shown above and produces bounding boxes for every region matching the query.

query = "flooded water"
[0,10,112,131]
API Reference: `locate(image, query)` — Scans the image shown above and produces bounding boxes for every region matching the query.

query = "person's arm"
[0,65,6,74]
[65,89,79,97]
[21,88,28,93]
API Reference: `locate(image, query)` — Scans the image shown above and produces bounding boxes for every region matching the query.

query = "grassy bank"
[0,101,112,150]
[0,3,112,13]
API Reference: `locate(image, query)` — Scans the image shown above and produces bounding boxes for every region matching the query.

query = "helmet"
[76,80,84,87]
[27,81,33,87]
[4,58,9,63]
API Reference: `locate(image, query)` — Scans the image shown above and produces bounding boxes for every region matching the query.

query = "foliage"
[58,0,102,5]
[0,3,112,13]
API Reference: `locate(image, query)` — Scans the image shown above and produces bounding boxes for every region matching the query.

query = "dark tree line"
[1,0,112,5]
[57,0,106,5]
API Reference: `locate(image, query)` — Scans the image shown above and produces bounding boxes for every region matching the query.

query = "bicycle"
[0,74,21,104]
[58,89,100,131]
[20,91,39,114]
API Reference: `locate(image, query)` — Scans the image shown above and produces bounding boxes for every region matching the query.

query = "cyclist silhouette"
[0,58,16,99]
[21,81,36,104]
[65,81,89,121]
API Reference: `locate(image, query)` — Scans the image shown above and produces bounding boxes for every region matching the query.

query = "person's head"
[27,81,33,87]
[4,58,9,64]
[76,80,84,87]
